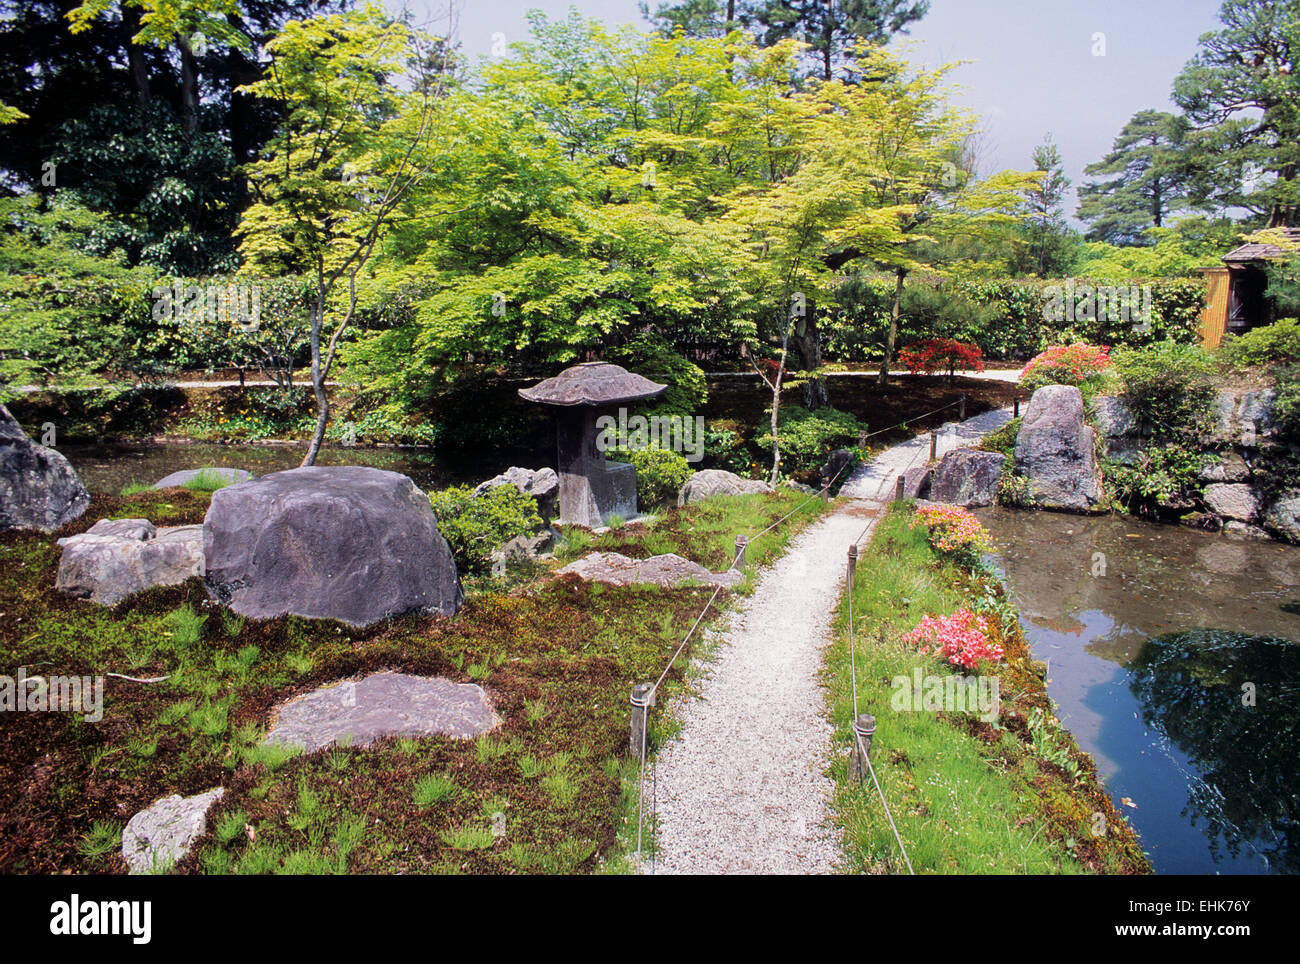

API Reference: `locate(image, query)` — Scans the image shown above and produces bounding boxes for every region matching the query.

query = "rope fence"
[627,391,985,872]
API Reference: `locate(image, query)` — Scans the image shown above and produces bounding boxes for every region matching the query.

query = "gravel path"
[645,406,1014,874]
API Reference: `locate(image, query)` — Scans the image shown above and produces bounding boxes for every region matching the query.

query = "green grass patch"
[825,502,1149,875]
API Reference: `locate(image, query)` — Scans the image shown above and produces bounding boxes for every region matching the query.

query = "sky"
[389,0,1229,223]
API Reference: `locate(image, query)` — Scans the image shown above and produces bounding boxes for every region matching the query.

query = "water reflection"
[978,508,1300,874]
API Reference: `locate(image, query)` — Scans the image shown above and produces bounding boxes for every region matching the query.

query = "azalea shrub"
[910,505,991,568]
[897,338,985,380]
[1018,342,1113,395]
[902,609,1004,670]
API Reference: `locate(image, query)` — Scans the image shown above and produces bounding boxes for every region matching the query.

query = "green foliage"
[1111,341,1216,440]
[608,446,694,508]
[757,406,864,475]
[979,417,1021,458]
[429,484,543,574]
[1076,110,1191,245]
[703,419,755,475]
[1222,318,1300,368]
[606,335,707,417]
[1104,443,1210,517]
[1274,364,1300,443]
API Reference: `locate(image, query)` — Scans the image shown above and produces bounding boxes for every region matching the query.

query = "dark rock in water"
[265,672,498,752]
[204,466,462,627]
[929,449,1005,507]
[152,467,253,490]
[57,523,204,605]
[0,404,89,532]
[1014,385,1105,513]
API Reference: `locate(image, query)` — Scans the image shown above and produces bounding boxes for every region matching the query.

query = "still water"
[977,508,1300,875]
[61,441,516,495]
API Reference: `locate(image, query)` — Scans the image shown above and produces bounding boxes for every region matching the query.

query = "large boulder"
[901,465,932,499]
[1203,483,1260,523]
[1090,395,1137,440]
[0,404,89,532]
[152,467,253,490]
[56,521,204,605]
[1014,385,1105,513]
[474,466,559,527]
[1263,491,1300,544]
[1199,451,1251,483]
[677,469,773,506]
[204,466,462,626]
[929,449,1005,507]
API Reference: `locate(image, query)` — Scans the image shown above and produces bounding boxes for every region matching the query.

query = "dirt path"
[645,407,1013,874]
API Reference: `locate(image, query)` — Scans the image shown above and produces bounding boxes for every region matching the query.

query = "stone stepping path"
[265,672,499,753]
[647,408,1013,874]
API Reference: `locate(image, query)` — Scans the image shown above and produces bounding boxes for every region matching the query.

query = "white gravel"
[644,407,1014,874]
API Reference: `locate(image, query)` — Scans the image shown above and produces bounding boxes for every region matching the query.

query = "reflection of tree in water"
[1129,630,1300,873]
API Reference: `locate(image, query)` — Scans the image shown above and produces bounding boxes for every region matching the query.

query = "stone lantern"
[519,362,666,528]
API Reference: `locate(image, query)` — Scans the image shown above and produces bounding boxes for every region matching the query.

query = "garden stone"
[1263,491,1300,543]
[928,449,1005,507]
[558,551,742,589]
[1213,391,1237,442]
[818,448,856,492]
[0,404,89,532]
[152,467,253,489]
[1203,483,1260,522]
[264,672,498,752]
[677,469,774,505]
[1224,521,1272,540]
[491,530,555,569]
[1236,389,1277,445]
[56,524,204,605]
[1090,395,1136,439]
[901,465,931,499]
[122,787,224,874]
[474,466,560,527]
[84,517,156,541]
[204,466,462,627]
[1200,451,1251,483]
[1014,385,1105,513]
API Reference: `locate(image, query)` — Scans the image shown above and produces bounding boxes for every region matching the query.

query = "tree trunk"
[878,267,907,386]
[178,38,199,132]
[790,304,829,409]
[301,303,328,467]
[123,9,152,107]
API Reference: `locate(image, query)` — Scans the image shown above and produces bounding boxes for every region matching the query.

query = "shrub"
[910,504,992,569]
[702,419,752,474]
[1273,364,1300,443]
[1221,318,1300,368]
[756,405,864,476]
[902,609,1004,670]
[1103,443,1209,517]
[429,484,542,574]
[607,446,694,507]
[897,338,984,380]
[979,417,1021,458]
[1018,343,1112,395]
[1111,340,1216,440]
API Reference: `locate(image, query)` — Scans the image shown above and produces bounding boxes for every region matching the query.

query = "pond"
[61,440,533,495]
[977,508,1300,875]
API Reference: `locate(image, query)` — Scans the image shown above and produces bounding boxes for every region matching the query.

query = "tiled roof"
[1223,227,1300,263]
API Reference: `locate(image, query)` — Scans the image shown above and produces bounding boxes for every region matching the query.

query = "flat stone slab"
[152,467,253,489]
[557,551,742,588]
[264,672,499,753]
[122,787,224,874]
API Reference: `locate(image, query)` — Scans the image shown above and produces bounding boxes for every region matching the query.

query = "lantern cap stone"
[518,361,667,407]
